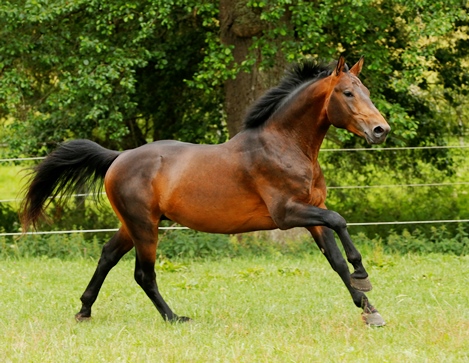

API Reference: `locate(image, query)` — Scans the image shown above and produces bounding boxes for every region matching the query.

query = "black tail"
[20,139,121,230]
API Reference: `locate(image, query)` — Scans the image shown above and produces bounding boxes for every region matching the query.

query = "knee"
[347,250,362,264]
[326,211,347,230]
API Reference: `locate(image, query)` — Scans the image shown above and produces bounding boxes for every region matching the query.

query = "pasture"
[1,251,468,362]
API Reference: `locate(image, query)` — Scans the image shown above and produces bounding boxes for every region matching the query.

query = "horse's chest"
[287,164,326,206]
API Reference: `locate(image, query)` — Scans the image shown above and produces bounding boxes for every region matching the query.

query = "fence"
[1,144,468,236]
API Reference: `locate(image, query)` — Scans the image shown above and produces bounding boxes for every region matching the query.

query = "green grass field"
[1,252,468,362]
[0,164,26,201]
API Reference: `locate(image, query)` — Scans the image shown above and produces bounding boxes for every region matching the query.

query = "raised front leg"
[273,200,371,290]
[309,226,385,326]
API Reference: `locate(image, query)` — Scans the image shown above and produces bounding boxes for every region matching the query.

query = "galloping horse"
[21,57,390,326]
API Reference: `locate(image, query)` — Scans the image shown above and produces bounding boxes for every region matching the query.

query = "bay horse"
[21,56,390,326]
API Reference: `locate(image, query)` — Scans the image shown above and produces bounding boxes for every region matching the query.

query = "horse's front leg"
[326,216,372,292]
[279,201,371,290]
[308,225,385,326]
[272,201,385,326]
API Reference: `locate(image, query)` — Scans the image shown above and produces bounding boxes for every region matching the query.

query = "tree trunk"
[219,0,290,137]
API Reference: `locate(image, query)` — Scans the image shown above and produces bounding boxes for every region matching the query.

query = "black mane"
[243,60,339,129]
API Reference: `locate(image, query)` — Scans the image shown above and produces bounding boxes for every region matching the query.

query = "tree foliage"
[0,0,468,164]
[0,0,226,153]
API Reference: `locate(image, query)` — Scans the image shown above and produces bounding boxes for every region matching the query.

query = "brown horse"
[21,57,390,326]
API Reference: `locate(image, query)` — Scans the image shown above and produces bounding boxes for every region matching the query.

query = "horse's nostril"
[373,126,385,135]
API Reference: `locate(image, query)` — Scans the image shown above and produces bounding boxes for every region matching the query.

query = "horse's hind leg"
[308,226,385,326]
[75,228,134,321]
[129,223,190,323]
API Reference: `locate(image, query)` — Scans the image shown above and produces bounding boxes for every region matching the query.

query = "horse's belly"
[162,193,277,234]
[168,213,278,234]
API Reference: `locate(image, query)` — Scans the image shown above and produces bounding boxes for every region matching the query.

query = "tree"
[0,0,467,160]
[219,0,289,137]
[208,0,468,174]
[0,0,226,154]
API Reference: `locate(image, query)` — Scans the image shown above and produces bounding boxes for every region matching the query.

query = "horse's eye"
[344,91,354,98]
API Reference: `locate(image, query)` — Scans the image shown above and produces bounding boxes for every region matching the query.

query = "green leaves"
[1,0,226,154]
[0,0,467,161]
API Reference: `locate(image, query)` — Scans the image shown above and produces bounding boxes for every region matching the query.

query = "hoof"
[362,312,385,327]
[351,276,373,292]
[75,313,91,322]
[170,315,192,324]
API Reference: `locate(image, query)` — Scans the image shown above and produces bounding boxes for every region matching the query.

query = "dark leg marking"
[279,203,372,291]
[134,255,191,323]
[309,226,384,326]
[75,229,134,321]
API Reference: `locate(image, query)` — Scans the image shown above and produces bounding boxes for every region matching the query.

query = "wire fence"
[320,145,469,152]
[1,144,467,236]
[1,219,469,237]
[2,180,469,203]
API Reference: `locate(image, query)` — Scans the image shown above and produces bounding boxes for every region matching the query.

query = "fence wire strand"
[1,219,469,237]
[2,181,469,203]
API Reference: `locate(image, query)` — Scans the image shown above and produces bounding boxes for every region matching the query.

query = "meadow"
[1,251,468,362]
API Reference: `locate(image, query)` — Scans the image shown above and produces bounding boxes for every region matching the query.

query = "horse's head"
[325,57,390,144]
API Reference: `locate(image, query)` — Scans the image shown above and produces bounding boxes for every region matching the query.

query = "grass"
[0,164,26,201]
[1,252,469,362]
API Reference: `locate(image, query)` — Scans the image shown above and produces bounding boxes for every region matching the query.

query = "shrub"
[158,229,234,259]
[0,234,103,260]
[354,225,469,255]
[1,225,468,261]
[0,203,19,233]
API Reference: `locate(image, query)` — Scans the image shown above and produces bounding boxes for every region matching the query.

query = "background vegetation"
[0,0,468,249]
[1,1,468,151]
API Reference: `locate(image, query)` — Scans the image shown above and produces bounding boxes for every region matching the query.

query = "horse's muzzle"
[367,124,390,144]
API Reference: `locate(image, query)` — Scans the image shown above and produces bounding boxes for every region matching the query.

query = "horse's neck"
[267,85,331,161]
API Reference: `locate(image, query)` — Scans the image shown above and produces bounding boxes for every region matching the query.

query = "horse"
[21,56,390,326]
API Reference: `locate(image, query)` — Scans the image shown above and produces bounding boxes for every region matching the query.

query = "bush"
[385,225,469,255]
[157,229,317,259]
[352,225,469,255]
[158,229,234,259]
[0,233,104,260]
[40,199,118,239]
[0,203,19,233]
[1,225,468,261]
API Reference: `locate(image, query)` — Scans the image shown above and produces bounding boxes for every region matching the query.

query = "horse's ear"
[335,56,346,76]
[350,56,364,76]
